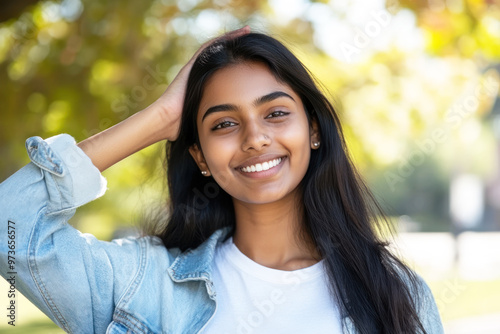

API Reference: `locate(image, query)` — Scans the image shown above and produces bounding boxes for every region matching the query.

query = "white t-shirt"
[200,236,343,334]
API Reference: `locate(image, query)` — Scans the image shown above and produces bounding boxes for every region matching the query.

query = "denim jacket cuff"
[25,134,107,213]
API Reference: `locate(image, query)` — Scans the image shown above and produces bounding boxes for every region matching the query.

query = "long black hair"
[152,32,426,334]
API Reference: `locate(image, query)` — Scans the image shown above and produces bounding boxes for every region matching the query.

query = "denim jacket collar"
[166,227,232,297]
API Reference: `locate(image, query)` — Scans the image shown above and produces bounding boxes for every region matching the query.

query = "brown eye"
[266,111,289,119]
[212,120,237,130]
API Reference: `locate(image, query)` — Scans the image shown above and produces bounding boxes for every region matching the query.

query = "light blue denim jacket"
[0,134,444,334]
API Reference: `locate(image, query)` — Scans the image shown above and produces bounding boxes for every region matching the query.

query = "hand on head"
[153,26,251,141]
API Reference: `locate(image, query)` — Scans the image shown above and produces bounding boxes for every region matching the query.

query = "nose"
[241,121,271,152]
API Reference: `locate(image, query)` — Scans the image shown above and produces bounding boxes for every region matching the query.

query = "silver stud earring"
[313,142,320,147]
[201,171,208,176]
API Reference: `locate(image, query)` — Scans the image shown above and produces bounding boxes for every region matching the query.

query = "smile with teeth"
[240,157,283,173]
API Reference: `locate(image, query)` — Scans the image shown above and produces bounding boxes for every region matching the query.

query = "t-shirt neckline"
[219,236,325,284]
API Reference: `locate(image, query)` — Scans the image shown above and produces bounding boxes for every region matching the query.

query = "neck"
[231,190,321,271]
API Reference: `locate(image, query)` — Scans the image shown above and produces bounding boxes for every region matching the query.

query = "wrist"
[141,104,173,142]
[147,99,181,141]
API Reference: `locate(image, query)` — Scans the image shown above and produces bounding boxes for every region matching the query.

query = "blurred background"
[0,0,499,332]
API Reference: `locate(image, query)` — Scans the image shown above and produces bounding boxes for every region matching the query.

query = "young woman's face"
[189,61,319,205]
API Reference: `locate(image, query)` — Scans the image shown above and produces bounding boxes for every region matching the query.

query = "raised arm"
[77,26,250,172]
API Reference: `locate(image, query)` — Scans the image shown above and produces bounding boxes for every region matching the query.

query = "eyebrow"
[201,91,295,122]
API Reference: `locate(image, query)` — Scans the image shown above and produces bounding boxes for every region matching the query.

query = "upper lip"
[234,154,286,169]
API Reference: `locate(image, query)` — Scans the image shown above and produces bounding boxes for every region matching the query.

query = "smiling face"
[189,61,320,205]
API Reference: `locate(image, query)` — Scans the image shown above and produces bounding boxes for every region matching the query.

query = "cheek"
[201,136,238,182]
[280,119,311,156]
[287,124,312,176]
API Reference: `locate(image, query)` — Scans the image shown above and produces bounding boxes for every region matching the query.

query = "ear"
[189,144,211,176]
[310,117,321,150]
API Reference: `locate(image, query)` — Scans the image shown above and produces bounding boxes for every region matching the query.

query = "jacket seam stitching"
[113,308,151,334]
[27,206,71,333]
[114,237,148,308]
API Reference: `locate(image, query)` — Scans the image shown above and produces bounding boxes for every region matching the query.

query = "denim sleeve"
[0,134,143,333]
[417,276,445,334]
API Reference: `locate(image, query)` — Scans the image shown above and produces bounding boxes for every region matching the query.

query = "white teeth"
[240,157,283,173]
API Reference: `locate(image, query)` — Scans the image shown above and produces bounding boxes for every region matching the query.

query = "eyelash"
[266,110,289,118]
[212,120,237,130]
[211,111,290,131]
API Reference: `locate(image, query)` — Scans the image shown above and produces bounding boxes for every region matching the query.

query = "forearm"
[77,106,169,172]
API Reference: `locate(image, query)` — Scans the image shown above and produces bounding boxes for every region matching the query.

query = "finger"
[188,26,251,65]
[196,26,251,55]
[221,25,251,40]
[213,26,250,45]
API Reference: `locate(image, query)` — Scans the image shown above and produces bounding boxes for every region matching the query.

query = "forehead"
[198,62,299,114]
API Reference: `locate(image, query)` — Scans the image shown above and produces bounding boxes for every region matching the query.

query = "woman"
[0,27,443,333]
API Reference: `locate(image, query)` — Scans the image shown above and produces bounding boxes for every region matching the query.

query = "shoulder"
[131,227,231,279]
[382,258,444,334]
[394,267,444,334]
[412,274,445,334]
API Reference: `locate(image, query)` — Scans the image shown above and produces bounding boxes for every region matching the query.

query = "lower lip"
[236,157,287,179]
